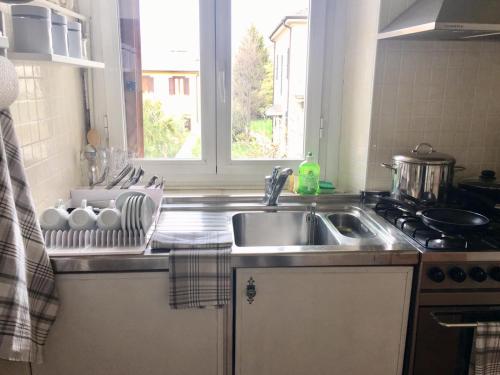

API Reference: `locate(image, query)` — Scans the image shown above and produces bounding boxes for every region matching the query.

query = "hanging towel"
[469,322,500,375]
[151,212,232,309]
[0,109,58,363]
[169,247,231,309]
[151,230,233,250]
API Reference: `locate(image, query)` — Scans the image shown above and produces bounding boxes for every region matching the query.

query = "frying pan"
[417,208,490,234]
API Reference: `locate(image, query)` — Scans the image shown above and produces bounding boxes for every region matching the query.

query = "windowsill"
[161,188,348,200]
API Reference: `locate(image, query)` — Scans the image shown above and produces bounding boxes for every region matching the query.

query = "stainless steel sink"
[232,211,339,247]
[328,212,376,239]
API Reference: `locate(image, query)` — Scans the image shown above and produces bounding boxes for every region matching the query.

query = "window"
[116,0,328,184]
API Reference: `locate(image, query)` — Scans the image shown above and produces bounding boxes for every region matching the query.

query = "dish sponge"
[319,180,335,194]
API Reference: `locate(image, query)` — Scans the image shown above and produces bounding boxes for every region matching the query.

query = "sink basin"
[232,212,339,247]
[328,212,376,238]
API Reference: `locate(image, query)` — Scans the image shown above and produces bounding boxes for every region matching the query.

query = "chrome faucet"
[264,166,293,206]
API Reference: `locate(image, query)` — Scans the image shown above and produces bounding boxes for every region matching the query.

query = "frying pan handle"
[381,163,396,172]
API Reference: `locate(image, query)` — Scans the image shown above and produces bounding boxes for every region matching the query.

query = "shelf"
[9,52,105,69]
[29,0,87,21]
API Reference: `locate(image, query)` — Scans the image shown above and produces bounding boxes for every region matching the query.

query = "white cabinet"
[235,267,413,375]
[32,272,223,375]
[0,359,30,375]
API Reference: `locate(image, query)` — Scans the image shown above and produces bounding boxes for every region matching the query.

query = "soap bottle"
[297,152,320,195]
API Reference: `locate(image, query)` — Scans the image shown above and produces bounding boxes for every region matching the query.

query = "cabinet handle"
[246,277,256,304]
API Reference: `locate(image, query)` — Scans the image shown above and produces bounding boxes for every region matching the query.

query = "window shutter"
[169,77,175,95]
[183,77,190,95]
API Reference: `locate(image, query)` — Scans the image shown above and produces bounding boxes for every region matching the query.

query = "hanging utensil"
[145,175,159,188]
[105,164,132,190]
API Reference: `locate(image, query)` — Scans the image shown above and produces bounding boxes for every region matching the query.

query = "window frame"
[92,0,330,187]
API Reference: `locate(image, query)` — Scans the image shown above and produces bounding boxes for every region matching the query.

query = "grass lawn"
[250,118,273,138]
[232,118,273,159]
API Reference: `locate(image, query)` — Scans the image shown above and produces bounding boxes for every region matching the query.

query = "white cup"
[40,199,69,230]
[97,200,121,230]
[68,199,97,230]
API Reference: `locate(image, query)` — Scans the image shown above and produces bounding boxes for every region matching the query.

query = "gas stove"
[374,198,500,251]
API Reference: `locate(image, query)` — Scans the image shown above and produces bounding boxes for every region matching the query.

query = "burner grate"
[374,198,500,250]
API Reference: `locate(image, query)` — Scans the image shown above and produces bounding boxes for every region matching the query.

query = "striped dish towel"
[151,230,233,250]
[152,212,232,309]
[0,110,58,363]
[469,322,500,375]
[169,248,231,309]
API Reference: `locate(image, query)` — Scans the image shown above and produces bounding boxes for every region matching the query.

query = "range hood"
[378,0,500,40]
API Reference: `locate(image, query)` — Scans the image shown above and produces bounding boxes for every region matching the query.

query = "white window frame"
[90,0,331,187]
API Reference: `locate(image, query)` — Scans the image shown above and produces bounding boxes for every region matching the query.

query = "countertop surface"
[49,194,421,273]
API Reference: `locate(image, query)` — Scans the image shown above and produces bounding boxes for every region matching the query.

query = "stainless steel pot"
[381,143,463,203]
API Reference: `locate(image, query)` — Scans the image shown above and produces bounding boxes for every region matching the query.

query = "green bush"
[142,99,188,158]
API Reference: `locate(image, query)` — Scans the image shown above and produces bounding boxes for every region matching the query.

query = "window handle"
[218,70,226,104]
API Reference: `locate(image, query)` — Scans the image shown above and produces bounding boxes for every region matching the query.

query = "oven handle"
[431,312,485,328]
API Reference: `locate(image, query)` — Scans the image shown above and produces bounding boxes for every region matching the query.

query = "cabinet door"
[32,273,223,375]
[235,267,413,375]
[0,359,30,375]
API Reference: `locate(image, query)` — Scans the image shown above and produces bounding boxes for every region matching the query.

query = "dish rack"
[44,187,163,256]
[43,228,146,249]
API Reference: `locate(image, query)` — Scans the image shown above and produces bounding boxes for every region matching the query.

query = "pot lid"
[393,143,456,165]
[459,170,500,190]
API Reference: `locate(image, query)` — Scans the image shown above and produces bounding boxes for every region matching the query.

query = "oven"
[413,305,500,374]
[411,264,500,375]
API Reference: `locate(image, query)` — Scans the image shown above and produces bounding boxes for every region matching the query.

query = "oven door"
[413,306,500,375]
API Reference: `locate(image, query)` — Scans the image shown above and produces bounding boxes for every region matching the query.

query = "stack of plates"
[116,192,156,232]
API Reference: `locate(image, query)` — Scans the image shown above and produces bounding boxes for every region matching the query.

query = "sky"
[138,0,309,69]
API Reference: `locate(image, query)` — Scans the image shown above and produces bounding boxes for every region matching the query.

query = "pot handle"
[412,143,434,154]
[454,166,466,172]
[381,163,396,172]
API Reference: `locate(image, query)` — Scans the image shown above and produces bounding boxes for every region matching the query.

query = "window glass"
[231,0,310,160]
[122,0,201,159]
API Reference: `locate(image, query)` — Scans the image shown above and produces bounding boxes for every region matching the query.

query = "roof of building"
[269,9,308,41]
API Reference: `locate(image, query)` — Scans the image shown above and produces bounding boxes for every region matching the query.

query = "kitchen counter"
[50,194,420,273]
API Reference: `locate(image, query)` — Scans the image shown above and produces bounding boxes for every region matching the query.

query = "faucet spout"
[264,167,293,206]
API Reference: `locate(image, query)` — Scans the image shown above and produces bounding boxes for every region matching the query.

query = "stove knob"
[428,267,446,283]
[449,267,467,283]
[489,267,500,282]
[469,267,487,283]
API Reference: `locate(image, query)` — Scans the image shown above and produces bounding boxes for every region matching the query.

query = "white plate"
[135,196,144,230]
[130,196,137,232]
[140,196,155,232]
[127,196,136,232]
[121,197,130,231]
[115,191,146,210]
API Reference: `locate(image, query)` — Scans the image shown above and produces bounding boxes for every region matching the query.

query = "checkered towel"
[0,110,58,363]
[469,322,500,375]
[152,213,232,309]
[151,231,233,250]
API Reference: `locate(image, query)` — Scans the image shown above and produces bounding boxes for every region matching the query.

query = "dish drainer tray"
[43,228,146,249]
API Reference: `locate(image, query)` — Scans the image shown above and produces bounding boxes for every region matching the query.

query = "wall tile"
[367,40,500,190]
[7,63,85,213]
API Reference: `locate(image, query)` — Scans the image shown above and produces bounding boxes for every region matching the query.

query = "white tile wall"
[366,40,500,190]
[0,3,85,212]
[9,63,85,213]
